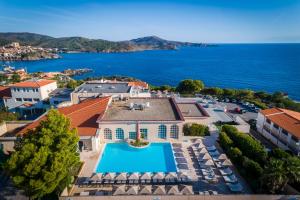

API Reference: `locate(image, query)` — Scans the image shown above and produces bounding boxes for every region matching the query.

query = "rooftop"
[74,82,131,94]
[0,86,11,98]
[19,97,110,136]
[100,98,184,121]
[260,108,300,139]
[49,88,73,99]
[9,79,56,88]
[177,103,209,118]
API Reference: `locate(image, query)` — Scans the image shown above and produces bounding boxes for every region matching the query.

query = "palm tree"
[261,159,286,193]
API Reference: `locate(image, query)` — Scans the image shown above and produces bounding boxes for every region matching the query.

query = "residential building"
[256,108,300,155]
[71,80,150,104]
[49,88,73,107]
[0,79,57,115]
[17,97,211,152]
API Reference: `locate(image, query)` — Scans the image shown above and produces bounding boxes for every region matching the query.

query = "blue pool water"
[95,143,177,173]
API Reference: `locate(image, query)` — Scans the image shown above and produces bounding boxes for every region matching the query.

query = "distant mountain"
[0,32,207,53]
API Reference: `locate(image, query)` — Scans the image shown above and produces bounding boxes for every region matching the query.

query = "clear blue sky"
[0,0,300,43]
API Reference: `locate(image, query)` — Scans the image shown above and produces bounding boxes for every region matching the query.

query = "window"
[104,128,112,140]
[291,135,299,142]
[23,98,32,102]
[33,98,40,102]
[16,98,22,102]
[170,125,179,139]
[26,88,30,92]
[22,88,26,92]
[140,129,148,140]
[115,128,124,139]
[17,88,20,92]
[282,129,288,136]
[129,132,137,139]
[266,119,271,124]
[273,124,279,129]
[158,125,167,139]
[13,88,16,92]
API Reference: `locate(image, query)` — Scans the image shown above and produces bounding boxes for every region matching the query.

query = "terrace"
[101,98,184,121]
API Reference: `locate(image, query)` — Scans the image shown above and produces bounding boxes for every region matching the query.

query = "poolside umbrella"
[152,172,164,182]
[128,172,139,181]
[103,172,116,180]
[113,185,126,195]
[127,185,139,195]
[179,185,194,195]
[199,148,208,154]
[139,185,152,195]
[91,173,102,183]
[115,173,127,182]
[199,153,211,160]
[166,185,180,195]
[204,159,214,166]
[194,138,202,143]
[153,185,166,195]
[194,142,204,149]
[177,172,189,181]
[165,172,177,182]
[222,159,233,167]
[140,172,152,181]
[218,154,228,161]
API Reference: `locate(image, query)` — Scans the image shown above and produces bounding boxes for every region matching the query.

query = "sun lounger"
[82,177,90,185]
[206,145,216,151]
[219,167,233,176]
[223,174,238,183]
[227,182,243,192]
[209,150,220,157]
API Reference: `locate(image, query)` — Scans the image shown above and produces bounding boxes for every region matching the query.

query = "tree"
[10,73,21,83]
[183,123,209,136]
[6,109,80,199]
[200,87,223,96]
[176,79,204,94]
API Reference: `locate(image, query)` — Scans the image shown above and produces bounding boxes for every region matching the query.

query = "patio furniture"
[95,190,105,196]
[128,172,140,184]
[152,172,164,183]
[140,172,152,183]
[153,185,166,195]
[199,148,208,154]
[177,172,190,182]
[198,153,211,162]
[209,150,220,157]
[194,142,205,149]
[176,157,188,164]
[127,185,139,195]
[177,163,189,170]
[206,145,216,152]
[201,168,215,176]
[173,148,183,153]
[174,152,184,157]
[222,159,233,167]
[90,173,102,185]
[103,172,116,184]
[227,182,243,192]
[115,173,127,184]
[218,154,228,161]
[139,185,152,195]
[113,185,126,195]
[166,185,180,195]
[223,174,238,183]
[82,177,91,185]
[199,159,215,168]
[80,191,89,196]
[219,168,233,176]
[179,184,194,195]
[165,172,177,183]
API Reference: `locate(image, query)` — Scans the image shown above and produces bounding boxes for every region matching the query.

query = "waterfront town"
[0,42,60,61]
[0,70,299,199]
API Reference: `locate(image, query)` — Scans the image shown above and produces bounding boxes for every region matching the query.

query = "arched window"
[115,128,124,139]
[158,125,167,139]
[104,128,112,140]
[170,124,179,139]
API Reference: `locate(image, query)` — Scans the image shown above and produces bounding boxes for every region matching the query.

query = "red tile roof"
[260,108,300,139]
[18,97,110,137]
[10,79,56,88]
[128,81,148,89]
[0,86,11,98]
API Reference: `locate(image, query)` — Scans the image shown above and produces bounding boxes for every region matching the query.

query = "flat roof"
[49,88,73,98]
[74,82,131,94]
[100,98,184,121]
[177,103,208,117]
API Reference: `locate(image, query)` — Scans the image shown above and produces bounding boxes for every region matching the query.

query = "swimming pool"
[95,143,177,173]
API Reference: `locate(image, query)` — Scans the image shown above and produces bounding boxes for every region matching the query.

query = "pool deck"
[69,133,251,196]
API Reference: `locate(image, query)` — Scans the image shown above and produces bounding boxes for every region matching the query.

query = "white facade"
[256,112,300,154]
[4,81,57,111]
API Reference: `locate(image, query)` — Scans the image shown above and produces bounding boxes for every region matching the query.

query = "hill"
[0,32,206,53]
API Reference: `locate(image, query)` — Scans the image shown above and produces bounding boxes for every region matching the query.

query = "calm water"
[1,44,300,100]
[96,143,177,173]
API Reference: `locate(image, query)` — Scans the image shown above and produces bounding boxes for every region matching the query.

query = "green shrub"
[183,123,209,136]
[242,156,263,178]
[219,132,233,151]
[228,147,243,165]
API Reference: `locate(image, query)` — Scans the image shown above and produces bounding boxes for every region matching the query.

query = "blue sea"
[1,44,300,100]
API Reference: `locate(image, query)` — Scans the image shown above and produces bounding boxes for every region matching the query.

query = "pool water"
[95,143,177,173]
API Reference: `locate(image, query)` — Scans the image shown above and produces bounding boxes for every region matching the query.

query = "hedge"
[183,123,209,136]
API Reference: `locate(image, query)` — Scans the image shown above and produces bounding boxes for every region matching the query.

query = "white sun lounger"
[219,167,233,176]
[223,174,238,183]
[227,182,243,192]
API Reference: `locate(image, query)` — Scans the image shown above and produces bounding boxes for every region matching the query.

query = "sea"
[1,44,300,100]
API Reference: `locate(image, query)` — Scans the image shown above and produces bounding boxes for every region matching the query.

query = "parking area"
[223,102,258,122]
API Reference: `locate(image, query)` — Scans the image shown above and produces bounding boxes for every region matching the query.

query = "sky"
[0,0,300,43]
